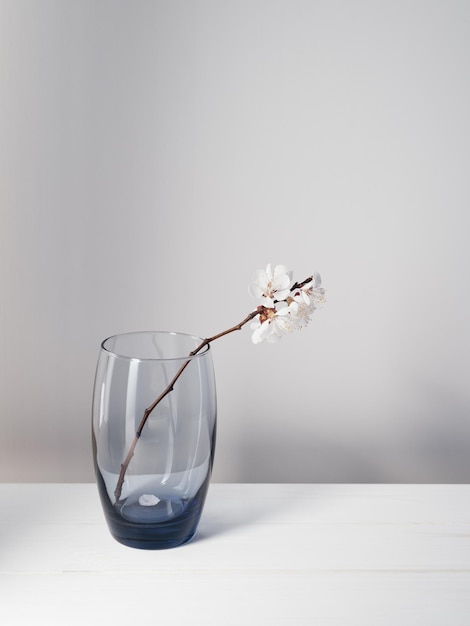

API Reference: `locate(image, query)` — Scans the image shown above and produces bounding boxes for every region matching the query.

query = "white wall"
[1,0,469,483]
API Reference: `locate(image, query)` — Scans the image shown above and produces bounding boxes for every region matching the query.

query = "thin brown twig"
[113,275,313,504]
[290,275,313,291]
[114,308,261,503]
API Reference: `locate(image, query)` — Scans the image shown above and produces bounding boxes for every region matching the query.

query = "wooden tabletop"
[1,483,469,625]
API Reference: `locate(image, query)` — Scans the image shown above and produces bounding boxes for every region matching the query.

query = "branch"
[290,275,313,291]
[113,308,261,504]
[113,274,313,504]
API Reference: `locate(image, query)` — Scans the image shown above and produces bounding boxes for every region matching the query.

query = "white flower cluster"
[249,264,325,344]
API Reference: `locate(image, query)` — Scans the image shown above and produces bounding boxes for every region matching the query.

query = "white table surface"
[1,483,469,625]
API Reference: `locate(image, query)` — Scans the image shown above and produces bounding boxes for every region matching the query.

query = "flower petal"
[275,287,290,301]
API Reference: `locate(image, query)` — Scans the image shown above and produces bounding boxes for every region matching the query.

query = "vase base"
[120,495,186,524]
[111,529,197,550]
[95,469,210,550]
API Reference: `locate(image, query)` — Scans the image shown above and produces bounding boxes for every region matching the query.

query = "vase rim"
[100,330,211,362]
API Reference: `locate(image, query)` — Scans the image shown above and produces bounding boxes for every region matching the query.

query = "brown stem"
[291,275,313,291]
[113,308,261,504]
[113,274,312,504]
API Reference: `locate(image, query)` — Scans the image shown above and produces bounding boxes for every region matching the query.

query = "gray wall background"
[1,0,469,483]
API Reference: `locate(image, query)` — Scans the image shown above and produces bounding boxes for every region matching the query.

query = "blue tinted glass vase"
[92,331,217,549]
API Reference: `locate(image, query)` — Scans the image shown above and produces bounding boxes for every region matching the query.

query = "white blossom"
[249,263,293,307]
[249,266,325,344]
[250,301,299,344]
[292,272,326,315]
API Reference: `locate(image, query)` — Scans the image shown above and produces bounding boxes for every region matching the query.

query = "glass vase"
[92,331,217,549]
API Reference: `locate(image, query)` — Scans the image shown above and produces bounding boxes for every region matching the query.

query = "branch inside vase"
[113,272,317,505]
[113,308,262,504]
